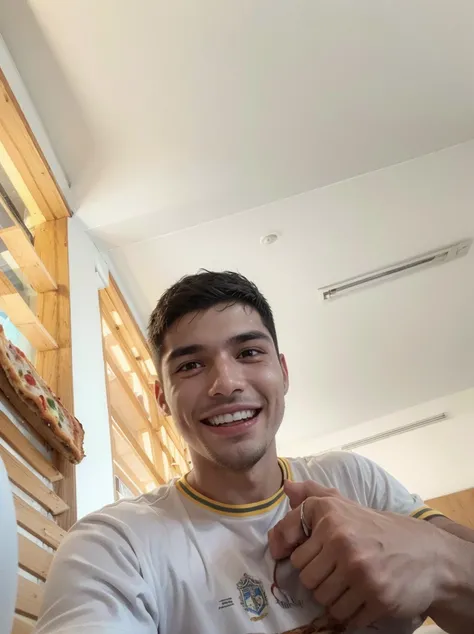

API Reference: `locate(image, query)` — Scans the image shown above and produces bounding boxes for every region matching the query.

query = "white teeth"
[207,409,257,426]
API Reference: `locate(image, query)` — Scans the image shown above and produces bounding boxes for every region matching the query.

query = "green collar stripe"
[177,480,286,514]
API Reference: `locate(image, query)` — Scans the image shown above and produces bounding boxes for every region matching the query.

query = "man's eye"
[177,361,202,373]
[238,348,262,359]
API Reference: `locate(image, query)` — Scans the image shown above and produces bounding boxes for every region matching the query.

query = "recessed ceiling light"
[260,232,280,246]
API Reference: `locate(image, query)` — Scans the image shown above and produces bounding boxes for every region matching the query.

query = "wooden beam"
[0,268,58,350]
[0,226,57,292]
[18,534,53,581]
[111,407,165,485]
[0,410,63,482]
[106,350,151,427]
[14,494,66,550]
[12,615,35,634]
[1,446,68,515]
[0,69,71,222]
[101,304,152,402]
[113,459,143,497]
[0,292,58,350]
[16,576,44,619]
[34,218,76,530]
[102,278,152,376]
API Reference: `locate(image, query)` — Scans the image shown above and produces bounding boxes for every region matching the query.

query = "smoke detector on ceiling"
[260,232,280,246]
[318,239,472,301]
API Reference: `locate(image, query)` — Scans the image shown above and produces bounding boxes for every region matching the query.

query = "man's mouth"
[201,409,262,427]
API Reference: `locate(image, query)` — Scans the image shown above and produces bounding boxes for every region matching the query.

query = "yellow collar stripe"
[176,457,292,517]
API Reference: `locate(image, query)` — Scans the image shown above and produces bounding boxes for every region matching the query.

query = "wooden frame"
[0,69,70,224]
[0,58,77,634]
[0,268,58,350]
[0,225,57,292]
[111,405,165,486]
[14,495,66,549]
[0,410,63,482]
[18,534,53,581]
[1,445,68,515]
[34,218,76,530]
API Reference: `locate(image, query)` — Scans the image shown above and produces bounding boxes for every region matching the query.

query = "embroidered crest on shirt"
[237,573,269,621]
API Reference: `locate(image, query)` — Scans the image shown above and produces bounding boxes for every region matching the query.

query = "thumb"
[284,479,338,510]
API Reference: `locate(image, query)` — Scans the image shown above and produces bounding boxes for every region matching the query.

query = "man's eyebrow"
[166,344,204,363]
[166,331,271,364]
[228,330,272,346]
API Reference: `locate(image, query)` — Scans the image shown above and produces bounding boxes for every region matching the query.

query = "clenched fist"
[268,480,448,629]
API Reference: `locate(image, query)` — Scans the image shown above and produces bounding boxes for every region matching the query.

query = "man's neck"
[187,446,283,505]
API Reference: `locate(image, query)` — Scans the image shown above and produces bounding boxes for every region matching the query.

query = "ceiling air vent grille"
[319,240,471,301]
[340,413,448,452]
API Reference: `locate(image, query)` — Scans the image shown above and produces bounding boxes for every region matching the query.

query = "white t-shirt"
[36,452,443,634]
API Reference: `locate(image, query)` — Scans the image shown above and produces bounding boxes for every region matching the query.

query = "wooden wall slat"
[14,495,66,549]
[0,411,63,483]
[1,446,68,515]
[111,406,165,485]
[0,225,57,292]
[0,68,71,222]
[12,615,35,634]
[106,350,151,427]
[18,534,53,581]
[16,576,44,619]
[113,459,142,497]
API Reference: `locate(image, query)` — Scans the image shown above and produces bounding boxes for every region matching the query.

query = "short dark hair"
[148,270,279,366]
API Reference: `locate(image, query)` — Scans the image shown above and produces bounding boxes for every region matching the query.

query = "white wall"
[69,217,115,518]
[278,387,474,500]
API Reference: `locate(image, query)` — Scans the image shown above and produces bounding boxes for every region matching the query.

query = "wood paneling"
[12,615,35,634]
[16,576,44,619]
[427,488,474,529]
[1,446,68,515]
[14,495,66,550]
[106,350,151,427]
[0,68,70,223]
[0,410,62,482]
[114,459,143,497]
[34,217,76,530]
[18,534,53,581]
[111,406,165,485]
[0,226,57,292]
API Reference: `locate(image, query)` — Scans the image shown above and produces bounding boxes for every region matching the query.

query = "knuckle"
[348,554,372,578]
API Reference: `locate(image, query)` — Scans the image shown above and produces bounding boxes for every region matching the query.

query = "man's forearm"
[428,530,474,634]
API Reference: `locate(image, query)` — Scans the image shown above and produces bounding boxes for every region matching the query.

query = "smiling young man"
[37,271,474,634]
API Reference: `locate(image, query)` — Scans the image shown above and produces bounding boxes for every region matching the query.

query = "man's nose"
[208,357,245,397]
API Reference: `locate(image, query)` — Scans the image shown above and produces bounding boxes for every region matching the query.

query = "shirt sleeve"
[35,510,159,634]
[343,452,445,521]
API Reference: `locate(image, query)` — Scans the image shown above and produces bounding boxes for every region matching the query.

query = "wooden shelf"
[0,226,57,292]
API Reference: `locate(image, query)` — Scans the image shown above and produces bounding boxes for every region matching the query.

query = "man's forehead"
[163,302,265,348]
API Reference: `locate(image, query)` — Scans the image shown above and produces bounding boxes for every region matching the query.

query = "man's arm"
[36,512,158,634]
[425,516,474,634]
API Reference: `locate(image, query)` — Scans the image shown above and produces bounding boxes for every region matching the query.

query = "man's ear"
[155,380,170,416]
[279,353,289,395]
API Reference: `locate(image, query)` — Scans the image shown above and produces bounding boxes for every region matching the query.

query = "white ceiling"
[1,1,474,447]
